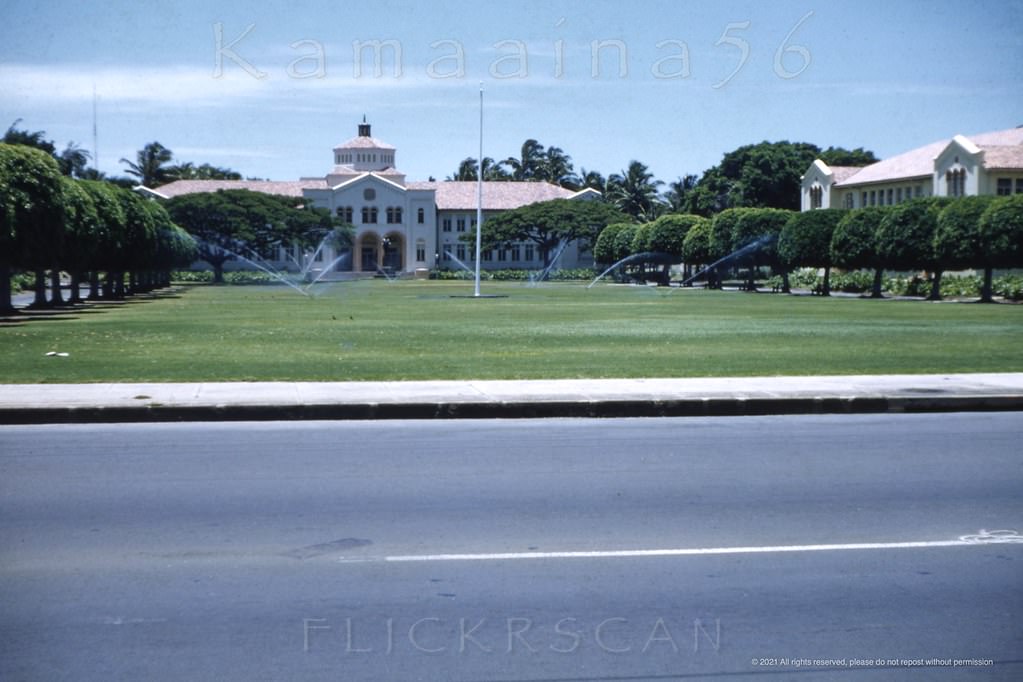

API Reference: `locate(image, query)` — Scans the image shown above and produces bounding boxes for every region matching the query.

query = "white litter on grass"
[44,352,70,357]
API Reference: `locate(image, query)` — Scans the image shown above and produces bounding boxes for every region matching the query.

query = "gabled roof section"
[153,179,328,198]
[407,181,577,211]
[834,127,1023,187]
[324,171,408,193]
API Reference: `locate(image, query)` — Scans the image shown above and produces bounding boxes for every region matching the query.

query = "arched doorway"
[382,232,404,272]
[358,232,379,273]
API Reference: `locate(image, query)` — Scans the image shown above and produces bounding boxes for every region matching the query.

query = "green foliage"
[831,207,889,270]
[934,195,998,269]
[645,213,704,257]
[479,198,627,265]
[979,194,1023,268]
[682,218,713,266]
[875,197,951,270]
[630,222,654,254]
[778,209,846,269]
[612,224,640,263]
[593,222,631,265]
[709,208,755,260]
[0,143,66,268]
[995,274,1023,301]
[818,147,878,166]
[9,271,34,292]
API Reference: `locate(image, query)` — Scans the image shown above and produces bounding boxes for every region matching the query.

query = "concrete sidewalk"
[1,373,1022,424]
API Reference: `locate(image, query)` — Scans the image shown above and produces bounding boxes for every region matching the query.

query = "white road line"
[336,530,1023,564]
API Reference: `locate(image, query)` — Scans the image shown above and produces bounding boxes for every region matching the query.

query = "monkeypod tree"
[477,198,626,275]
[731,208,794,292]
[978,194,1023,302]
[681,217,714,287]
[704,208,755,288]
[57,177,102,304]
[78,180,126,299]
[778,208,846,296]
[0,143,66,312]
[934,196,998,302]
[875,197,951,300]
[831,207,890,298]
[593,222,633,266]
[166,190,341,283]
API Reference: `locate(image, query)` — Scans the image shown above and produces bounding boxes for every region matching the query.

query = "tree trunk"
[213,263,225,284]
[0,264,14,315]
[781,270,791,294]
[871,268,885,298]
[980,267,994,303]
[30,269,49,308]
[68,271,84,304]
[113,272,125,299]
[49,268,66,306]
[102,272,114,299]
[821,266,831,297]
[927,270,943,301]
[89,271,102,300]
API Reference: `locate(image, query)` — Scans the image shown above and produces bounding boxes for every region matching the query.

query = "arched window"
[361,206,378,224]
[809,185,823,209]
[417,207,425,224]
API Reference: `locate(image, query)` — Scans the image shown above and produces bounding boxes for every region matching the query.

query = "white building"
[800,127,1023,212]
[154,121,598,276]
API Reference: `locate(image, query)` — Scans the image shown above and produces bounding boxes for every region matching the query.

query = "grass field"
[1,280,1021,383]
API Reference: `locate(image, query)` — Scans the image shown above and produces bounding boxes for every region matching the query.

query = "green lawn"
[1,280,1021,383]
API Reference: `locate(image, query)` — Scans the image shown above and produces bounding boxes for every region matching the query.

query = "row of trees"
[451,139,878,222]
[1,143,198,314]
[591,195,1023,302]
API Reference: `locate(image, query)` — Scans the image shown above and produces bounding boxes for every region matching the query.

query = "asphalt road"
[1,414,1021,681]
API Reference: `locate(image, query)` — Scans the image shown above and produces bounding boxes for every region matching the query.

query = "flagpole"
[473,82,484,297]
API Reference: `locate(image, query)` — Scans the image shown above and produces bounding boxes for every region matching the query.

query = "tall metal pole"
[473,83,484,297]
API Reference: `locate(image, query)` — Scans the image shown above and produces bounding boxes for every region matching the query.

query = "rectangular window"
[916,185,923,197]
[483,250,493,262]
[442,218,452,232]
[1016,179,1023,194]
[457,218,466,232]
[497,249,507,262]
[844,193,853,209]
[456,243,466,261]
[416,243,425,262]
[887,188,893,205]
[511,244,521,261]
[896,187,902,203]
[870,190,876,206]
[417,207,425,224]
[861,191,867,207]
[997,178,1012,196]
[524,244,535,261]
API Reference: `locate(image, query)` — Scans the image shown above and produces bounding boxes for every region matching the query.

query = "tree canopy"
[165,189,345,282]
[778,208,846,295]
[477,198,626,269]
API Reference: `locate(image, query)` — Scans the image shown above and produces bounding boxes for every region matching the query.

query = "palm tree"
[503,139,545,181]
[447,157,509,181]
[608,161,664,221]
[3,119,56,155]
[578,167,608,193]
[539,146,578,188]
[120,141,174,187]
[663,174,698,213]
[57,141,92,177]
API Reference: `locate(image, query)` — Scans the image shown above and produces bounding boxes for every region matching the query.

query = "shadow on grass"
[1,287,185,326]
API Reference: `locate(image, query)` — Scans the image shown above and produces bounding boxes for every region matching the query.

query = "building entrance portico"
[355,231,404,273]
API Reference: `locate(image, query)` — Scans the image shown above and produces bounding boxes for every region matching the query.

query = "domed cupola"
[333,117,397,172]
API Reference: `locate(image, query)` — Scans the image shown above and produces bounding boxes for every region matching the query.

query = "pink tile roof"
[828,166,863,183]
[982,145,1023,170]
[333,136,395,151]
[408,181,576,210]
[835,127,1023,187]
[154,179,328,198]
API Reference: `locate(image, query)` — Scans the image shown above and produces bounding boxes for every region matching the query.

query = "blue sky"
[2,0,1020,186]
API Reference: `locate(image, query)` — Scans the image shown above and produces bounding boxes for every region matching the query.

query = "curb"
[2,395,1021,424]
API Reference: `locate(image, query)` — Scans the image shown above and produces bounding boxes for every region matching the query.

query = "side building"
[800,127,1023,211]
[151,121,598,277]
